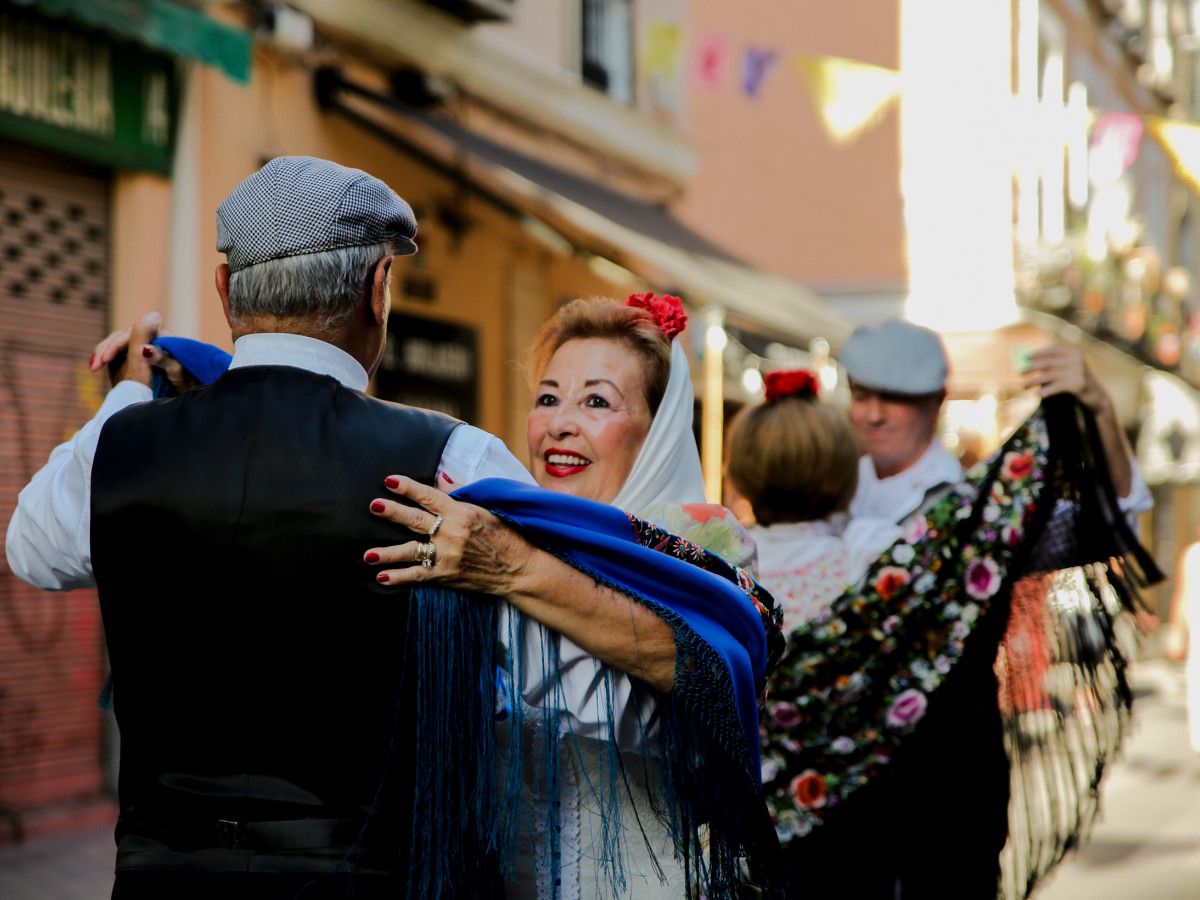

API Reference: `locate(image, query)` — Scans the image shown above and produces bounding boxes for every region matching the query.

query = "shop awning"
[10,0,253,83]
[319,71,852,349]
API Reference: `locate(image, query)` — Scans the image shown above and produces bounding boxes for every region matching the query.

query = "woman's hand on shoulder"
[365,474,534,596]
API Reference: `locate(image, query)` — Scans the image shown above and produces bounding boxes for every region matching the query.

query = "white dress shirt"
[4,332,647,743]
[850,438,1154,526]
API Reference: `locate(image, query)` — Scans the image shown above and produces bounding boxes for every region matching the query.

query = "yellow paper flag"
[644,22,684,79]
[1146,116,1200,195]
[794,53,901,145]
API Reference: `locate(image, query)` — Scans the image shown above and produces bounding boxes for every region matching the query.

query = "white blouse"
[751,516,903,634]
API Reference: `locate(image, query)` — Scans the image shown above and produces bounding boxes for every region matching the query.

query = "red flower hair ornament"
[764,369,820,403]
[626,292,688,341]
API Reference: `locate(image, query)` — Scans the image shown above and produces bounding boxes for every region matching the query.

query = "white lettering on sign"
[401,337,473,381]
[142,70,169,147]
[0,15,114,138]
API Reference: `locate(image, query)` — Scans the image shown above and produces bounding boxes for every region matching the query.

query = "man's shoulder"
[352,391,462,431]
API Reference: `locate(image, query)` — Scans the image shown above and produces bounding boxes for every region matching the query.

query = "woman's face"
[526,337,653,504]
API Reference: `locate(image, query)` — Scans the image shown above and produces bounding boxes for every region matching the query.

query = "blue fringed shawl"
[397,478,783,899]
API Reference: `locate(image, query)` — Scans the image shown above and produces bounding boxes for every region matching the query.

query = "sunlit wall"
[900,0,1020,332]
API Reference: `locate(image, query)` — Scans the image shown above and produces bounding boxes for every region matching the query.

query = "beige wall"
[109,173,172,330]
[676,0,906,286]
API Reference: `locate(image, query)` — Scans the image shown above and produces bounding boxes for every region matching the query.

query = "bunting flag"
[1091,113,1144,181]
[692,33,731,91]
[1145,116,1200,195]
[794,52,902,145]
[741,47,778,98]
[644,22,684,78]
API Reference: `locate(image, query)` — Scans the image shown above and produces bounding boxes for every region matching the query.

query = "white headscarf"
[611,338,707,515]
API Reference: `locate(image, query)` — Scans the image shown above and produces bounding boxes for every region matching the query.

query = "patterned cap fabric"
[839,319,949,395]
[216,156,417,272]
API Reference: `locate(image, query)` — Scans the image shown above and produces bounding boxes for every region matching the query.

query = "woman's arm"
[1023,346,1134,498]
[366,475,677,692]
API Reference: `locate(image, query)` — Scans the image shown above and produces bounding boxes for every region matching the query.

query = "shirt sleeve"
[1116,460,1153,525]
[5,380,151,591]
[438,424,534,487]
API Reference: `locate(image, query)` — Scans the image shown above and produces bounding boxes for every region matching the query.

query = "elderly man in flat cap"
[840,318,1152,526]
[6,157,677,899]
[831,317,1152,898]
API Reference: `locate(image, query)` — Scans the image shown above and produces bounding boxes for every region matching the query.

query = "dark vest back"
[91,366,460,878]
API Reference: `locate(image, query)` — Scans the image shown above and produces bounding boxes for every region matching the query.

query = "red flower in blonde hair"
[764,369,819,403]
[626,292,688,341]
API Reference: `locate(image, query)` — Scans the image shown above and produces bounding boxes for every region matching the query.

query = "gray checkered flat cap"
[216,156,417,272]
[839,319,949,395]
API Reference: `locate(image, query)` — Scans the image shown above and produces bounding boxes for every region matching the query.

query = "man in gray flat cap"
[7,157,678,899]
[840,318,1151,526]
[831,316,1152,899]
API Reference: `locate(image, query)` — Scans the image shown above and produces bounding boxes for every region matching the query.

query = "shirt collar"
[227,333,369,392]
[859,439,961,490]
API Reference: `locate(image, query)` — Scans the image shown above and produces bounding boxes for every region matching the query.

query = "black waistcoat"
[91,366,461,879]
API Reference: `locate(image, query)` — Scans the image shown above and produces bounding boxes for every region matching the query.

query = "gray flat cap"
[216,156,417,272]
[839,319,949,395]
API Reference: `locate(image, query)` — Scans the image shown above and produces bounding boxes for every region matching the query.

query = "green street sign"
[0,9,177,173]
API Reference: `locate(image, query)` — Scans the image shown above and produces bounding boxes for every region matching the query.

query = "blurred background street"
[5,0,1200,896]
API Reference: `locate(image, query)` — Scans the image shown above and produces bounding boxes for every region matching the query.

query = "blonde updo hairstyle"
[526,297,672,414]
[727,394,860,525]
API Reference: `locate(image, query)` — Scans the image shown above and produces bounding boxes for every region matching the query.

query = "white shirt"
[4,332,646,743]
[849,438,1154,526]
[752,516,902,634]
[849,441,963,524]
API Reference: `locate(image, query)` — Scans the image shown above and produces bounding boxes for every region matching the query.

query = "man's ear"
[369,255,393,325]
[216,264,233,326]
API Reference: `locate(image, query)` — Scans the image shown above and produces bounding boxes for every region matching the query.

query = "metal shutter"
[0,144,111,838]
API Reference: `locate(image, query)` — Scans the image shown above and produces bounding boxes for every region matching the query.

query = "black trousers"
[112,873,405,900]
[112,868,506,900]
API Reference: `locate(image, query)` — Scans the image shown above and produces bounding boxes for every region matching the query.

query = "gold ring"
[416,541,437,569]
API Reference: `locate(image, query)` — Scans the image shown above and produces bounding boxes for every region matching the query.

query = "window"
[581,0,632,103]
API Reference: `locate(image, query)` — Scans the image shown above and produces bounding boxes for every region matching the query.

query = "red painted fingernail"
[141,345,153,358]
[376,572,389,583]
[88,353,95,367]
[441,472,454,485]
[370,500,386,513]
[364,551,380,564]
[384,476,400,489]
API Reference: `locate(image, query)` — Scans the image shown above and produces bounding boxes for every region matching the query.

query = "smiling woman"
[527,336,654,502]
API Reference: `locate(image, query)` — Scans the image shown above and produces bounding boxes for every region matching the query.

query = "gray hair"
[227,242,391,330]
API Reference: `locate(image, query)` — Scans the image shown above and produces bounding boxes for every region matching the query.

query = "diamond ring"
[416,541,437,569]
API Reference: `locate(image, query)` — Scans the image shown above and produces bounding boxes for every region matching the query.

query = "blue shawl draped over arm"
[397,479,785,899]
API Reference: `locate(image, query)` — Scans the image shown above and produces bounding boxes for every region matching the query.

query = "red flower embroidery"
[680,502,726,523]
[1001,450,1035,482]
[764,369,820,403]
[626,292,688,340]
[873,566,910,601]
[790,769,827,809]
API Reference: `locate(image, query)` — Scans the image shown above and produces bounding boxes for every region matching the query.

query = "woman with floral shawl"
[730,370,1160,899]
[363,294,786,899]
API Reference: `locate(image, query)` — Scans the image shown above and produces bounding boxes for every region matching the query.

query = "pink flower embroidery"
[965,557,1002,599]
[771,701,802,728]
[886,688,928,728]
[902,515,928,544]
